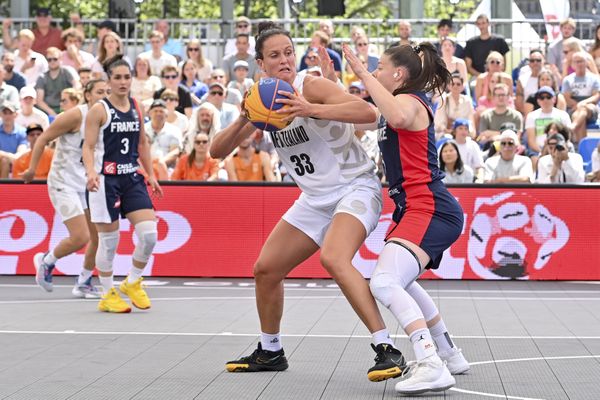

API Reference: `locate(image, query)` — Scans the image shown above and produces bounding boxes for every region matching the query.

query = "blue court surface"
[0,276,599,400]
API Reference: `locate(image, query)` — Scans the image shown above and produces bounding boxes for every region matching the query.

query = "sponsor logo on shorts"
[103,162,117,175]
[103,162,137,175]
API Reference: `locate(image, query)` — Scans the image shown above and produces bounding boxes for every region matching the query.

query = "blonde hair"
[62,88,83,104]
[18,29,35,41]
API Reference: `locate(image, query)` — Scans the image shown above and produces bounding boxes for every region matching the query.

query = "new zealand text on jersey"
[110,121,140,133]
[271,125,310,148]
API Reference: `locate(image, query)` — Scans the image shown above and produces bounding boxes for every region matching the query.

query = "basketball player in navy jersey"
[83,59,163,313]
[344,42,470,394]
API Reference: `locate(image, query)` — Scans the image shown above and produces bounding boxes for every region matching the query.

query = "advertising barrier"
[1,183,599,280]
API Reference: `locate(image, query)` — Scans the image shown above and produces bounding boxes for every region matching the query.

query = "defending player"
[344,42,470,394]
[212,22,406,381]
[24,79,108,298]
[83,59,163,313]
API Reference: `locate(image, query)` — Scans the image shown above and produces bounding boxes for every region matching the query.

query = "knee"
[369,272,396,308]
[253,258,284,284]
[319,251,345,278]
[72,231,90,249]
[133,220,158,263]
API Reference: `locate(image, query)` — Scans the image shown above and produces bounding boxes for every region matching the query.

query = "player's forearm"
[210,117,254,159]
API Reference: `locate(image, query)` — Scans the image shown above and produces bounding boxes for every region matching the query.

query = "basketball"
[243,78,295,132]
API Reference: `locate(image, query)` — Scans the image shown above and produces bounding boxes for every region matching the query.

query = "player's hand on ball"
[275,91,313,121]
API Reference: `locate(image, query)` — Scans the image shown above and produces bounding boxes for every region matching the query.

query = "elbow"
[209,143,225,159]
[360,106,377,124]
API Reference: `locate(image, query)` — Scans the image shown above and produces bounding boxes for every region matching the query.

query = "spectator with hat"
[16,86,49,129]
[12,123,53,179]
[227,60,254,97]
[1,8,65,53]
[0,101,27,178]
[2,52,26,92]
[222,33,261,82]
[204,69,243,108]
[224,16,256,58]
[13,29,49,87]
[484,129,534,183]
[450,118,484,180]
[536,133,584,183]
[205,81,239,129]
[525,86,571,157]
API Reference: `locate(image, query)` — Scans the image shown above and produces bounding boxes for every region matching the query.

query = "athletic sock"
[43,251,58,266]
[261,332,282,352]
[77,269,93,285]
[372,328,394,346]
[127,266,144,284]
[409,328,437,361]
[429,319,455,354]
[99,275,113,293]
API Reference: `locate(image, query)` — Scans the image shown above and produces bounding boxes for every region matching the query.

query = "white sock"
[261,332,282,352]
[43,251,58,266]
[99,275,113,293]
[429,319,455,354]
[127,266,144,283]
[409,328,437,361]
[372,328,394,346]
[77,269,93,285]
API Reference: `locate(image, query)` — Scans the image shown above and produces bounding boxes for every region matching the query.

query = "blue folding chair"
[578,137,600,172]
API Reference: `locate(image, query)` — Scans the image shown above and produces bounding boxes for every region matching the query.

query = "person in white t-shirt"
[223,16,256,58]
[536,133,584,183]
[484,129,534,183]
[144,99,182,168]
[450,118,483,181]
[138,31,177,76]
[15,86,49,129]
[525,86,571,158]
[13,29,48,86]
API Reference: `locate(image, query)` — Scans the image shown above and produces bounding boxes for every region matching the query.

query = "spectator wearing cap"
[0,64,19,110]
[434,73,475,139]
[144,99,182,168]
[479,83,524,146]
[16,86,49,129]
[484,129,534,183]
[1,52,26,92]
[60,28,96,72]
[434,19,465,59]
[172,132,220,181]
[227,60,253,97]
[0,101,27,178]
[143,20,184,60]
[349,81,366,98]
[153,65,193,118]
[12,123,53,179]
[439,140,474,184]
[536,133,584,183]
[464,14,510,77]
[525,86,571,157]
[139,31,177,77]
[450,118,484,180]
[32,8,65,53]
[180,59,208,102]
[35,47,75,116]
[204,69,243,108]
[222,33,261,83]
[224,17,256,58]
[206,82,240,129]
[14,29,49,87]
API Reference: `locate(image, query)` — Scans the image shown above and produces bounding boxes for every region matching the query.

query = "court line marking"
[1,296,600,305]
[0,330,599,340]
[450,387,545,400]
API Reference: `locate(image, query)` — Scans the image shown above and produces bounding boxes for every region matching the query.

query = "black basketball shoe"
[367,343,406,382]
[226,343,289,372]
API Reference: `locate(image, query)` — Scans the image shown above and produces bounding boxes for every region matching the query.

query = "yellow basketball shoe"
[98,288,132,313]
[119,277,151,310]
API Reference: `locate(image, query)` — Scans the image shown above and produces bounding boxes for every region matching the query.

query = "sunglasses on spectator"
[488,60,502,65]
[349,89,361,94]
[46,57,58,62]
[212,75,224,79]
[163,75,178,79]
[538,95,553,100]
[500,141,515,147]
[547,141,558,146]
[209,91,224,96]
[195,140,209,144]
[188,47,200,52]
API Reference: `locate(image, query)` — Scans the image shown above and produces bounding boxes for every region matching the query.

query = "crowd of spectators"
[0,9,599,184]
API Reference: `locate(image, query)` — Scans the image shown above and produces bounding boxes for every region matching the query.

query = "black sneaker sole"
[367,366,403,382]
[226,362,289,372]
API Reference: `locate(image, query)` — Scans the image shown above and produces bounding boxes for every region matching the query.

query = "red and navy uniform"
[377,91,463,269]
[87,97,153,222]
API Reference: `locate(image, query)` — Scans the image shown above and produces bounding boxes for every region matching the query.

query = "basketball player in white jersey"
[212,22,406,381]
[23,79,108,298]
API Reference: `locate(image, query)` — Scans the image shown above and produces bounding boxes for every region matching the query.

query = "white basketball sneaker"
[395,354,455,395]
[439,347,470,375]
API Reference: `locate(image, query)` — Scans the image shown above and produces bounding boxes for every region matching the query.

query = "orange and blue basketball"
[243,78,295,131]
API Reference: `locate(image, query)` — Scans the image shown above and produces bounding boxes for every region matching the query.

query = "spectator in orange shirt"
[224,134,275,182]
[13,123,53,179]
[172,133,219,181]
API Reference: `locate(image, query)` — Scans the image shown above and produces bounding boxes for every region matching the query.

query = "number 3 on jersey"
[120,138,129,154]
[290,153,314,176]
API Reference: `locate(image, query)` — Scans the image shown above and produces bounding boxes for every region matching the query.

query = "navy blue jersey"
[96,97,141,176]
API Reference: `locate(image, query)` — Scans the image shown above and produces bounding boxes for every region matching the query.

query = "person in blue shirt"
[0,101,28,177]
[144,20,183,60]
[298,31,342,77]
[2,52,26,91]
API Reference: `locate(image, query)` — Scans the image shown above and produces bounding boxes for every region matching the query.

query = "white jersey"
[47,104,88,191]
[272,74,376,197]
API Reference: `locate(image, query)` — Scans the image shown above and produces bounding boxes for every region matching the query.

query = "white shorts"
[282,175,383,247]
[48,187,87,222]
